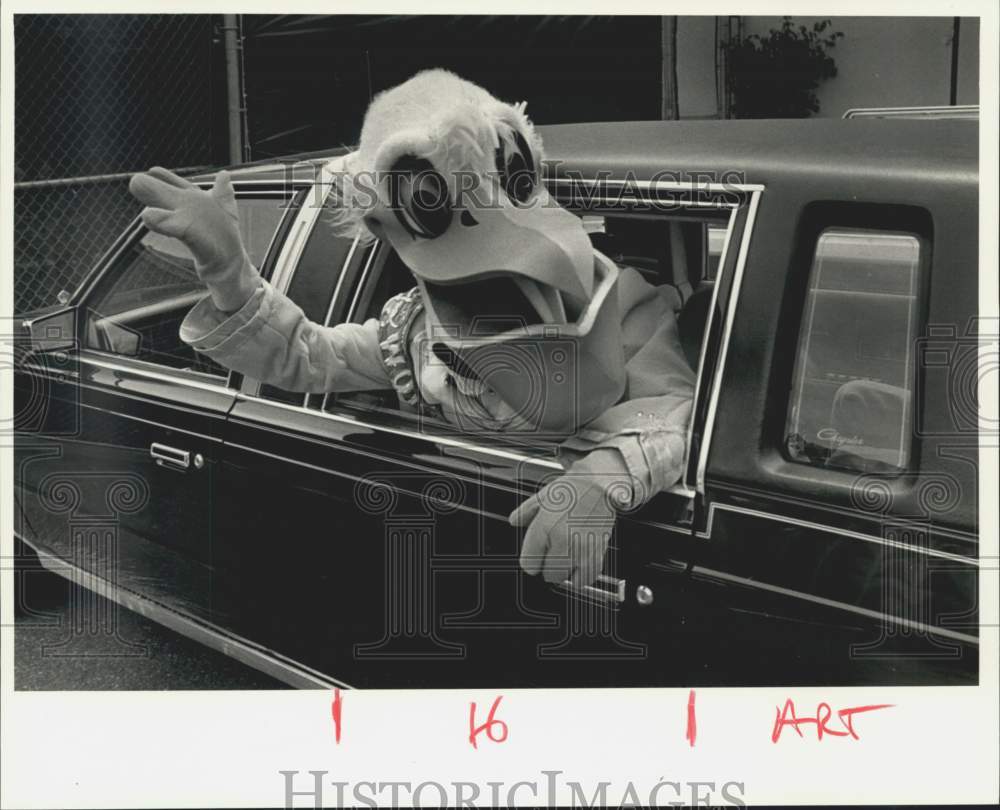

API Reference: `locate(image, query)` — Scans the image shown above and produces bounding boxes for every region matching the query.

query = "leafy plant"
[724,18,844,118]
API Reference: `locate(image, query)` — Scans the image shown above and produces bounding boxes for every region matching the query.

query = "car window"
[84,194,291,378]
[785,228,922,473]
[327,210,724,463]
[706,224,727,280]
[257,220,368,405]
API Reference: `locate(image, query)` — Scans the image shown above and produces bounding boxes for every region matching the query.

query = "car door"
[652,177,980,685]
[212,176,754,688]
[14,180,304,634]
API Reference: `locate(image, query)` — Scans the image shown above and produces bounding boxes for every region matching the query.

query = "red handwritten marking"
[469,695,508,749]
[331,688,342,744]
[685,690,697,747]
[771,698,893,743]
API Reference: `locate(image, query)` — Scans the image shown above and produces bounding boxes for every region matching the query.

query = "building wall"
[740,16,980,117]
[956,17,980,105]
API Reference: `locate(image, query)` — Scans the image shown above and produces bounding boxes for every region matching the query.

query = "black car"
[14,117,980,688]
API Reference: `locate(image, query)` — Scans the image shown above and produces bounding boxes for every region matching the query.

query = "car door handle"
[150,442,194,471]
[558,574,626,606]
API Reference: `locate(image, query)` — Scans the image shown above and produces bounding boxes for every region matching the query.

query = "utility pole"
[661,16,679,120]
[949,17,961,106]
[222,14,244,164]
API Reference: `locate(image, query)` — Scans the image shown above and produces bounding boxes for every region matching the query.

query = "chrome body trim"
[324,234,362,328]
[696,189,762,494]
[345,238,382,323]
[843,104,979,120]
[685,563,979,645]
[75,352,235,395]
[266,165,340,297]
[705,502,979,567]
[318,238,379,411]
[684,207,737,492]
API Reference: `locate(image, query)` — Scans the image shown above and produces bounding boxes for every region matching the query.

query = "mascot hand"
[509,448,636,587]
[129,167,258,313]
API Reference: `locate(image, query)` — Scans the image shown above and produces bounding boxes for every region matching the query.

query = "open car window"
[326,205,731,479]
[84,190,296,378]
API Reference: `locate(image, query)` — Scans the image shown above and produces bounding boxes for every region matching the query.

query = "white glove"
[129,167,259,313]
[509,448,639,587]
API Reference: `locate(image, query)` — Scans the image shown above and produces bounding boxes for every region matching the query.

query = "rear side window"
[785,228,922,473]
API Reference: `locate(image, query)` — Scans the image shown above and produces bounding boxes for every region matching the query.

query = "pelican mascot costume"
[129,69,695,587]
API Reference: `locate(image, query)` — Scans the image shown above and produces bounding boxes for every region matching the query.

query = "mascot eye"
[388,156,453,239]
[495,129,537,205]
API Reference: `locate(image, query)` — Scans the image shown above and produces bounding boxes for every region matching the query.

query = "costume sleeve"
[178,279,391,393]
[557,267,695,505]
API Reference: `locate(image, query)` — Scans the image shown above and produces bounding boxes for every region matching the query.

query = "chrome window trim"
[77,351,236,396]
[695,189,762,494]
[683,207,737,491]
[842,104,979,120]
[190,185,303,277]
[235,391,565,472]
[70,219,144,306]
[345,238,382,323]
[252,189,306,275]
[267,213,313,297]
[242,159,353,400]
[319,238,381,413]
[264,158,346,297]
[241,183,333,398]
[252,232,363,406]
[324,234,363,328]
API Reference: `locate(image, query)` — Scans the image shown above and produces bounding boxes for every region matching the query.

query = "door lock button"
[636,585,654,606]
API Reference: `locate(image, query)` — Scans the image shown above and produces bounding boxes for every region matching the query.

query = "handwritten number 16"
[469,696,508,749]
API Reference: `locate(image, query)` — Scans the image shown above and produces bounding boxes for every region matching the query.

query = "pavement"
[13,566,286,691]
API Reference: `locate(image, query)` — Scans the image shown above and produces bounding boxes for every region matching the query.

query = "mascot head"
[332,69,625,433]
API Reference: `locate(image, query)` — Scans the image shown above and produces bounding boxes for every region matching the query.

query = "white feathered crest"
[325,70,542,242]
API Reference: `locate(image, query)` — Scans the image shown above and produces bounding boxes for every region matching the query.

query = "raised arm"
[129,167,390,393]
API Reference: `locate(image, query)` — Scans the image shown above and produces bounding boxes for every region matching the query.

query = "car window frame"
[236,175,372,403]
[78,181,307,390]
[299,176,765,506]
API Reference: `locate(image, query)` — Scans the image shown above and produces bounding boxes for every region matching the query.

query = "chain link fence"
[14,15,219,314]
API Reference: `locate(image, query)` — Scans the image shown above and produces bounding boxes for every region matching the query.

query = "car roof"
[200,118,977,189]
